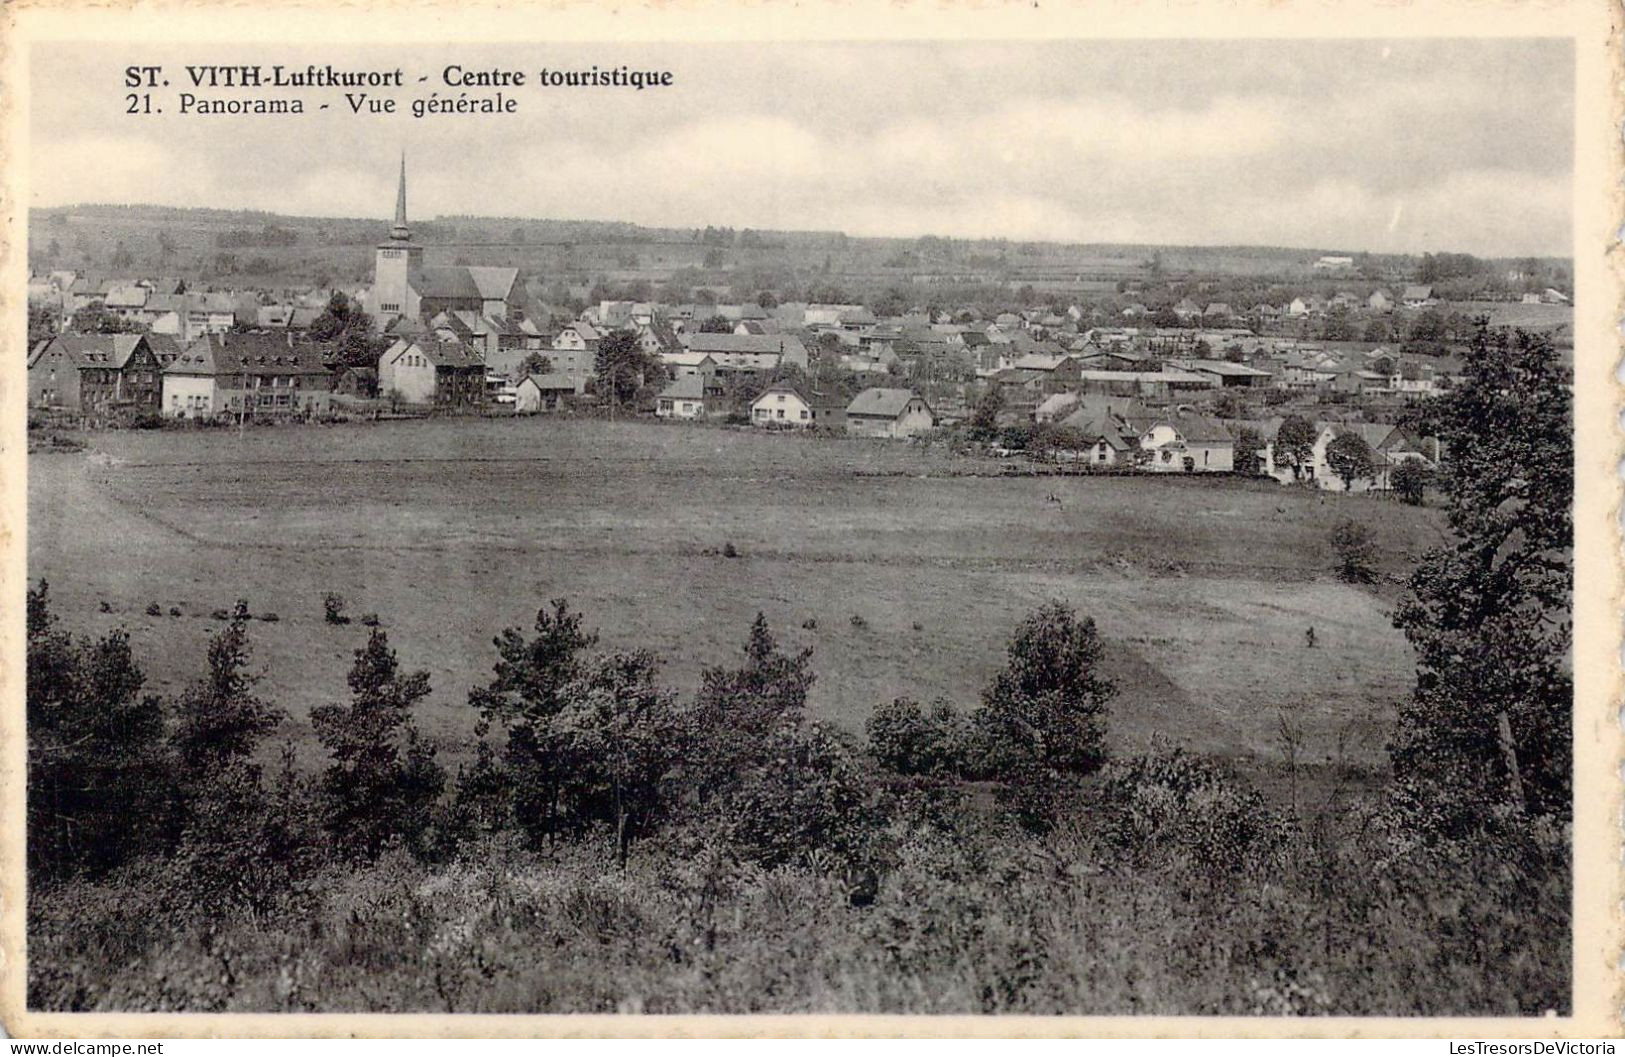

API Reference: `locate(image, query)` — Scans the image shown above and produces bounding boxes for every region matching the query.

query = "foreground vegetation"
[27,327,1572,1015]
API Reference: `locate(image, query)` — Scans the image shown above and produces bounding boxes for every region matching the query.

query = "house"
[1542,288,1570,304]
[845,388,935,439]
[378,337,486,408]
[1057,408,1137,466]
[1401,285,1435,308]
[1367,289,1393,312]
[686,332,809,372]
[513,373,579,413]
[1077,369,1215,401]
[162,332,333,419]
[28,333,165,414]
[1313,255,1355,272]
[552,321,602,355]
[1203,303,1232,321]
[1172,298,1202,321]
[1287,297,1310,317]
[655,375,712,420]
[660,351,719,385]
[750,385,817,428]
[1139,412,1234,472]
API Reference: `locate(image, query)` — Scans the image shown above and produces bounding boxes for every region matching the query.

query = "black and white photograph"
[4,1,1614,1036]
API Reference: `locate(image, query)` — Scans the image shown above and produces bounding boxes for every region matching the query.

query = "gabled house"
[750,384,817,428]
[378,337,486,408]
[1139,412,1234,472]
[28,333,165,414]
[845,388,935,439]
[514,373,579,413]
[685,332,810,372]
[655,374,710,420]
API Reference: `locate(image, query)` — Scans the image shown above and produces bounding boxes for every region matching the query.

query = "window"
[776,409,785,419]
[799,410,808,420]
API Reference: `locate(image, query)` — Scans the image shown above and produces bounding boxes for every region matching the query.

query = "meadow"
[27,416,1445,793]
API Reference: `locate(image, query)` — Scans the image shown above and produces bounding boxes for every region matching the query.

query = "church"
[369,155,520,333]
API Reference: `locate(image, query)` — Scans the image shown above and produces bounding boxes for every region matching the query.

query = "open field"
[28,418,1447,780]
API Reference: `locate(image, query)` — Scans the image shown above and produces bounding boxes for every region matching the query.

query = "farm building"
[161,332,332,419]
[845,388,935,439]
[378,337,486,408]
[1181,359,1274,388]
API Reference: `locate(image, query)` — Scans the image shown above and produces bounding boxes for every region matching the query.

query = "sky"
[29,39,1573,257]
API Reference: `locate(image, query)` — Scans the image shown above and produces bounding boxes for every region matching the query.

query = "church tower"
[372,152,423,331]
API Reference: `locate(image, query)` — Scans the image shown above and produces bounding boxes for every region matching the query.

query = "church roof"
[415,265,517,302]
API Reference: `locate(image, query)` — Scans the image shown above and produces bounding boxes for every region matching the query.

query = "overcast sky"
[29,39,1572,257]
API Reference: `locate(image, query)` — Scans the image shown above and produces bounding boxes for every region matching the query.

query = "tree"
[593,328,651,408]
[1391,456,1432,506]
[110,241,135,271]
[692,613,813,798]
[1331,519,1378,583]
[1390,326,1572,832]
[469,599,599,845]
[1325,431,1376,492]
[975,601,1115,830]
[308,290,379,368]
[520,351,553,376]
[1233,426,1264,476]
[968,385,1004,441]
[1275,415,1317,481]
[27,581,173,881]
[549,651,692,864]
[311,628,446,862]
[699,314,733,334]
[171,608,283,772]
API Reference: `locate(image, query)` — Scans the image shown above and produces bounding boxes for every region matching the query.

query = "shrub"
[209,608,230,621]
[722,541,739,558]
[168,607,182,618]
[323,592,350,625]
[258,612,280,622]
[1331,519,1378,583]
[1095,747,1278,877]
[867,697,971,777]
[721,721,888,875]
[801,617,818,630]
[1391,457,1432,506]
[360,613,380,627]
[145,602,162,617]
[850,614,868,629]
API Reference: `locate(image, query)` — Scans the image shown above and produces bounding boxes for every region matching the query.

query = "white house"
[656,375,709,419]
[750,385,816,428]
[1139,414,1234,473]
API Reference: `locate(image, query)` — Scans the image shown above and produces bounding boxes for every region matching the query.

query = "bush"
[850,614,868,629]
[168,607,182,618]
[360,613,380,627]
[1095,748,1279,878]
[323,593,350,625]
[722,541,738,558]
[258,612,280,622]
[867,697,972,777]
[1331,519,1378,583]
[145,602,162,617]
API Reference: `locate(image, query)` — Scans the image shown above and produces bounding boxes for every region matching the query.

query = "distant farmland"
[28,418,1445,798]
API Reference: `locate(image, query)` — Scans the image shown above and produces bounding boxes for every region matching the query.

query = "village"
[26,160,1574,496]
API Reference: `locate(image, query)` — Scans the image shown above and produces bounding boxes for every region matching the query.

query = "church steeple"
[390,151,410,241]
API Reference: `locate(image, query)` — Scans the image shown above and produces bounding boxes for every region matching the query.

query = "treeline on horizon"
[29,204,1570,269]
[26,327,1574,1015]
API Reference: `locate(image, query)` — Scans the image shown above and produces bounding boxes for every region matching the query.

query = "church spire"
[390,151,410,241]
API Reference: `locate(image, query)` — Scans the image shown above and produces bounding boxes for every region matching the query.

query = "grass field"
[27,417,1447,782]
